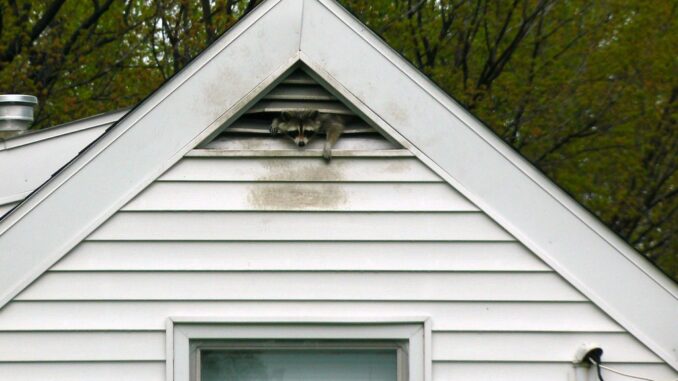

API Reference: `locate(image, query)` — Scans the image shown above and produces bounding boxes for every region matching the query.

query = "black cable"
[584,348,605,381]
[594,359,605,381]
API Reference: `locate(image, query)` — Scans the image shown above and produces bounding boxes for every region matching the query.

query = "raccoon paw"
[322,148,332,162]
[270,119,280,135]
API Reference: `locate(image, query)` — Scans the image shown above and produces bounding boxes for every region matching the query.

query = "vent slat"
[264,85,334,101]
[227,118,374,134]
[282,70,316,85]
[246,100,352,115]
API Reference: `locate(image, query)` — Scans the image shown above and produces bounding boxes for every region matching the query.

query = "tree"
[0,0,261,126]
[1,0,157,123]
[342,0,677,279]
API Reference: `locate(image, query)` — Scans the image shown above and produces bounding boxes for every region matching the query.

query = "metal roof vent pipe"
[0,94,38,139]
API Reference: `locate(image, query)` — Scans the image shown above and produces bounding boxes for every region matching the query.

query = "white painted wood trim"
[166,316,431,381]
[170,316,431,324]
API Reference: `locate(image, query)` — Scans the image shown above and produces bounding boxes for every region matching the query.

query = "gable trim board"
[0,0,675,371]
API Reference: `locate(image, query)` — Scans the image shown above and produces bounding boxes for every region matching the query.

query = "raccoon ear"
[309,110,319,119]
[280,112,291,121]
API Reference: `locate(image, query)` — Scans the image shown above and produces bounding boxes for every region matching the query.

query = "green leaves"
[349,0,677,279]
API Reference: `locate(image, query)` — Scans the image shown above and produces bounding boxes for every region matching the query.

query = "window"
[196,341,403,381]
[167,318,430,381]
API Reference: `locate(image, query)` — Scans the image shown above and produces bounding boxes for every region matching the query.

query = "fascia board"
[0,0,303,309]
[300,0,678,369]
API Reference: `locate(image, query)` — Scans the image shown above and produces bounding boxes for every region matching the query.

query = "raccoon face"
[272,110,321,147]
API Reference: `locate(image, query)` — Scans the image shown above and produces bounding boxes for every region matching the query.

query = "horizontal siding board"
[0,332,164,362]
[432,332,662,363]
[15,272,584,301]
[159,157,441,182]
[432,362,678,381]
[0,362,165,381]
[122,182,478,212]
[54,242,548,272]
[0,301,621,332]
[433,362,573,381]
[88,212,513,241]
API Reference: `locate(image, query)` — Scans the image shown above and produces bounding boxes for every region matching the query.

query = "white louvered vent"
[202,69,401,150]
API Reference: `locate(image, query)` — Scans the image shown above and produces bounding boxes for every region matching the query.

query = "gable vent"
[202,69,400,151]
[247,70,352,116]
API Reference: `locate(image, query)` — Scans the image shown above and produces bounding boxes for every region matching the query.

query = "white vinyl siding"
[0,363,165,381]
[85,212,513,241]
[1,154,674,381]
[14,272,583,301]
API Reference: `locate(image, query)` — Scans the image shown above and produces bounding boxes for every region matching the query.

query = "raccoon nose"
[298,141,306,147]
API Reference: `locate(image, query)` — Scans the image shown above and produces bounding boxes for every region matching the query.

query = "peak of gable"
[201,68,401,151]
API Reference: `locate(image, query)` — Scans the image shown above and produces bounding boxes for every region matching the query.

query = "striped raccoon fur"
[271,110,344,161]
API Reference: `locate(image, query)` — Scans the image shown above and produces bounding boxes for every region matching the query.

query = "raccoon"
[271,110,345,161]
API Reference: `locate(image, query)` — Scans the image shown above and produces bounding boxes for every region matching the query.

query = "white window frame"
[166,317,432,381]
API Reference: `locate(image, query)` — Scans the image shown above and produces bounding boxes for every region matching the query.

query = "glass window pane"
[201,349,397,381]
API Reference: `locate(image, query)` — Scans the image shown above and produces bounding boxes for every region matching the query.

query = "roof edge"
[0,108,129,152]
